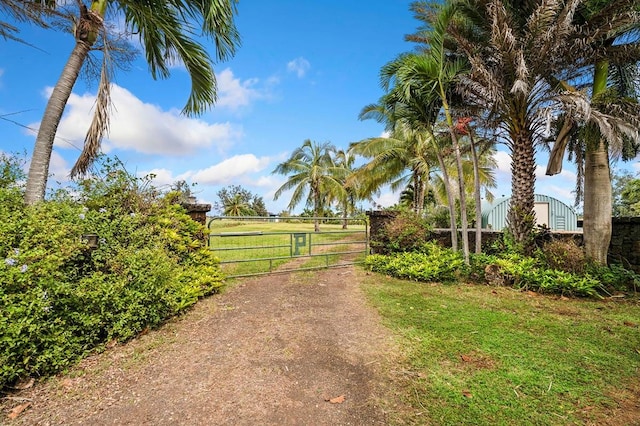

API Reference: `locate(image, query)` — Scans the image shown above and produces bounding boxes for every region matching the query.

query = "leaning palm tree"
[272,139,346,232]
[375,1,475,262]
[24,0,240,205]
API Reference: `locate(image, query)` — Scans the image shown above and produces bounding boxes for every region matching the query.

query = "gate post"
[180,198,211,241]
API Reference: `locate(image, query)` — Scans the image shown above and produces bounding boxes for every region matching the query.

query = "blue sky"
[0,0,619,214]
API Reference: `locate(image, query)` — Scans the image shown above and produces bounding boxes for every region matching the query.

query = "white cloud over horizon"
[142,153,273,188]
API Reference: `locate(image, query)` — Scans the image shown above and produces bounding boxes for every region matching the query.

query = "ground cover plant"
[0,155,223,390]
[368,212,640,297]
[360,271,640,425]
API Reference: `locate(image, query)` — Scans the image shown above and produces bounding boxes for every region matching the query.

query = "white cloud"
[190,154,272,185]
[493,150,512,173]
[287,57,311,78]
[37,84,243,156]
[535,164,576,182]
[142,168,191,188]
[374,191,398,208]
[215,68,264,109]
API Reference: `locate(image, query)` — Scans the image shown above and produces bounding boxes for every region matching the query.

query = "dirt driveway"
[3,266,402,425]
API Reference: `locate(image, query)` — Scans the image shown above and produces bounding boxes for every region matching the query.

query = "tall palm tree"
[431,123,497,252]
[391,49,472,261]
[545,0,640,264]
[272,139,346,232]
[23,0,240,205]
[449,0,587,253]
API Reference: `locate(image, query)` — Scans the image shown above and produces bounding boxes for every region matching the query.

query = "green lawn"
[360,271,640,425]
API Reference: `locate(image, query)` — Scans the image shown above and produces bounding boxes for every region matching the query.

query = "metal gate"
[207,216,368,278]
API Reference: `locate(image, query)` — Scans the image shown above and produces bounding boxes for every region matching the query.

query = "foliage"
[169,179,197,204]
[372,210,433,254]
[538,238,586,274]
[214,185,268,216]
[0,156,223,390]
[24,0,241,203]
[365,241,464,283]
[612,171,640,217]
[489,253,603,297]
[586,263,640,293]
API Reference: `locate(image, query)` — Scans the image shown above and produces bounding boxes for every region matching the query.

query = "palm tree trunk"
[468,130,483,254]
[450,130,469,264]
[583,140,611,264]
[341,198,348,229]
[313,186,320,232]
[435,150,458,251]
[25,40,91,205]
[417,179,427,218]
[582,60,611,265]
[507,129,536,254]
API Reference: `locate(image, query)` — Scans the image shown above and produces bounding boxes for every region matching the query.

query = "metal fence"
[207,216,369,278]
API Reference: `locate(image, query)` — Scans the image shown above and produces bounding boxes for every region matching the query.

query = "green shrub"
[538,238,586,273]
[487,254,603,297]
[374,210,432,254]
[365,241,464,283]
[586,263,640,293]
[0,156,224,389]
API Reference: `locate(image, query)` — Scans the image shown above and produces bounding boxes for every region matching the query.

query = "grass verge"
[359,270,640,425]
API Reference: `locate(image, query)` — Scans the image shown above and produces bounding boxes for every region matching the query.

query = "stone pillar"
[366,210,398,254]
[180,201,211,241]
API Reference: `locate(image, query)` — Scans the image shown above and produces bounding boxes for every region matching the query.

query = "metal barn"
[481,194,578,231]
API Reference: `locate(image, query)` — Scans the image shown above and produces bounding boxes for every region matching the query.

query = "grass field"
[206,217,368,277]
[360,271,640,425]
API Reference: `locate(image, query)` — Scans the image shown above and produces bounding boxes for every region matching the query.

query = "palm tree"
[23,0,240,205]
[362,1,473,262]
[430,123,497,252]
[452,0,640,257]
[454,117,497,253]
[545,0,640,264]
[272,139,346,232]
[350,120,436,217]
[331,149,363,229]
[224,193,255,217]
[449,0,582,253]
[358,86,462,250]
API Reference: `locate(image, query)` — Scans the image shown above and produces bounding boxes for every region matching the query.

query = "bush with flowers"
[0,155,223,389]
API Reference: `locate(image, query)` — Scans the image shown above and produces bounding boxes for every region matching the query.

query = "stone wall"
[609,217,640,271]
[366,211,640,272]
